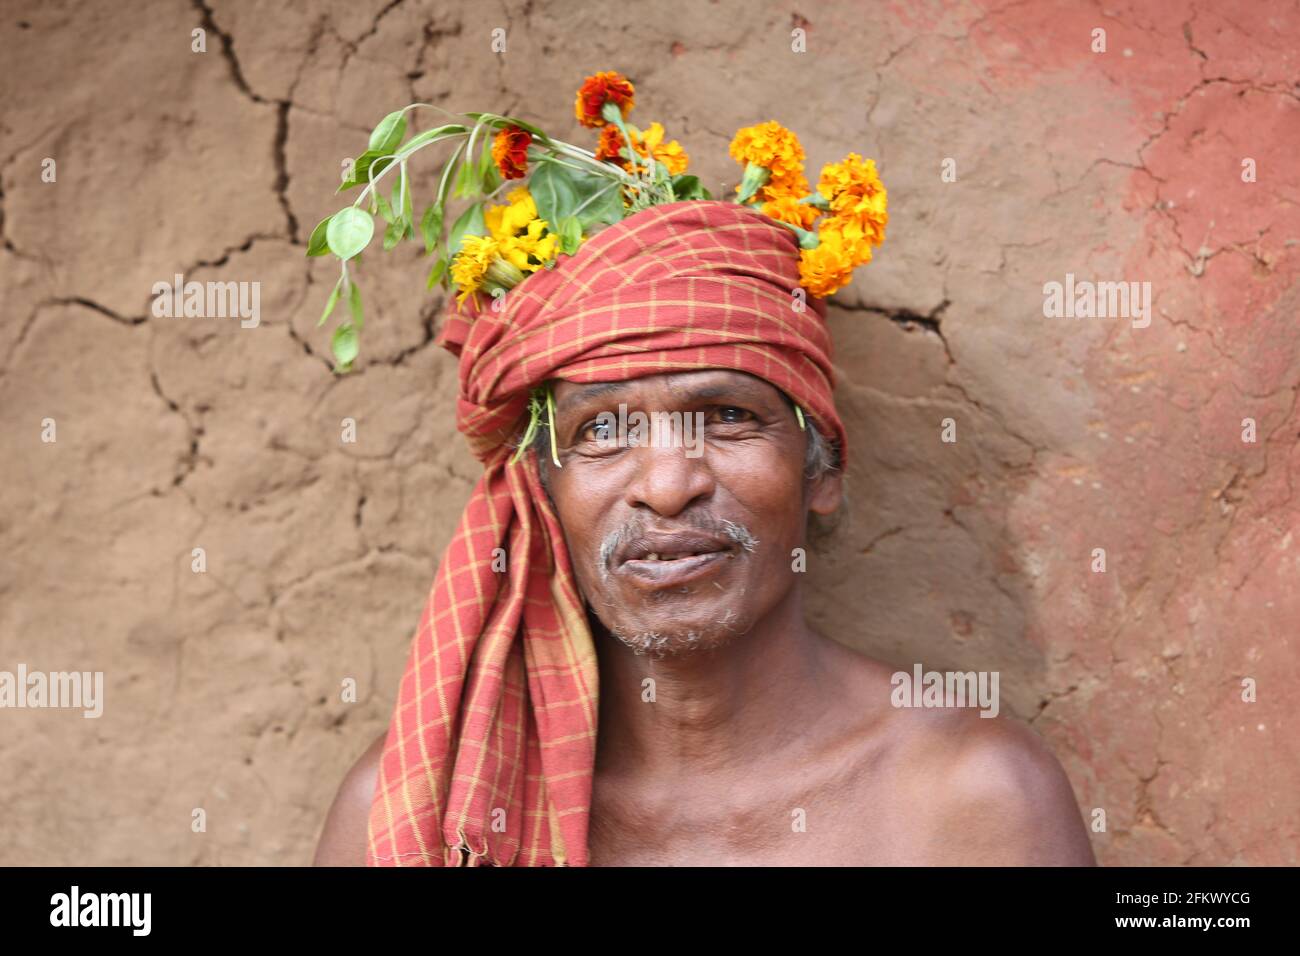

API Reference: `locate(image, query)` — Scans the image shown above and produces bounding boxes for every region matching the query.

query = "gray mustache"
[598,515,759,578]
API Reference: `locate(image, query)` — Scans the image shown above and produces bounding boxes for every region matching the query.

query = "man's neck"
[591,587,840,786]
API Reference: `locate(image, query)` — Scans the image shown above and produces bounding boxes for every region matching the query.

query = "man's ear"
[808,470,843,516]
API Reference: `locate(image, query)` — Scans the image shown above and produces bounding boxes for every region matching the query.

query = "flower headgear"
[307,70,887,371]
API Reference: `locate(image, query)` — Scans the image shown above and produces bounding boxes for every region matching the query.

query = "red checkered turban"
[366,199,847,866]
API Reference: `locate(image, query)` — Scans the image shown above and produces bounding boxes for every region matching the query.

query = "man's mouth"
[614,531,739,588]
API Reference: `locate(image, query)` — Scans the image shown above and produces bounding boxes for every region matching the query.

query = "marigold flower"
[798,224,858,297]
[575,71,635,128]
[451,235,500,307]
[757,173,813,203]
[485,186,541,241]
[478,187,559,277]
[761,194,819,230]
[826,211,882,265]
[637,122,689,175]
[499,219,559,273]
[597,121,689,176]
[491,126,532,180]
[817,154,887,237]
[730,121,807,192]
[595,124,625,163]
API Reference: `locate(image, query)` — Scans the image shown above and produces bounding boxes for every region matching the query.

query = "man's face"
[544,369,841,657]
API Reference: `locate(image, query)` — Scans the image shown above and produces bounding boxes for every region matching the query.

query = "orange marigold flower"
[595,121,690,176]
[595,123,626,163]
[818,154,887,216]
[637,122,689,175]
[575,71,635,128]
[729,121,806,189]
[756,172,813,205]
[823,216,878,267]
[491,125,532,180]
[761,194,819,230]
[798,225,858,298]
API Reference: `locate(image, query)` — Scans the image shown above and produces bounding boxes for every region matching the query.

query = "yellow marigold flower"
[485,187,541,241]
[498,218,558,273]
[636,122,689,175]
[729,121,806,190]
[818,154,887,220]
[596,122,690,176]
[757,173,812,202]
[451,235,500,307]
[761,194,819,230]
[798,225,857,298]
[828,210,883,265]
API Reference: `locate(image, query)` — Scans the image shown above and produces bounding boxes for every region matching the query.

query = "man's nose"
[622,442,715,517]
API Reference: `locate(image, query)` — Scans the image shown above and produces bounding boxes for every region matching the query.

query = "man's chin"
[591,599,751,659]
[604,623,739,659]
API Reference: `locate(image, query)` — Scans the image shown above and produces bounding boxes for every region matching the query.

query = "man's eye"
[715,406,753,424]
[581,419,613,442]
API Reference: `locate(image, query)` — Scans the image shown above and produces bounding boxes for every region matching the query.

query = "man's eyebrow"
[557,377,777,414]
[671,382,769,403]
[555,381,630,413]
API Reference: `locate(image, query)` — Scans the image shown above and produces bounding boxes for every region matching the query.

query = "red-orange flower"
[595,124,626,164]
[575,71,635,128]
[491,125,532,180]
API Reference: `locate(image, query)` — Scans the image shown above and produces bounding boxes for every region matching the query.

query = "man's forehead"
[553,369,779,410]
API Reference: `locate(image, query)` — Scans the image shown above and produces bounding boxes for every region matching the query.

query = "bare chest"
[586,754,926,866]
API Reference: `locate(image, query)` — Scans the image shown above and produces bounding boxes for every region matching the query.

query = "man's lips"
[613,531,739,589]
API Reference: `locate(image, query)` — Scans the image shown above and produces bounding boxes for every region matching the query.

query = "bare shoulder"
[312,730,387,866]
[891,705,1097,865]
[823,649,1095,865]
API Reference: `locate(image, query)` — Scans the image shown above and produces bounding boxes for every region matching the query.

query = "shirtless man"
[315,368,1096,866]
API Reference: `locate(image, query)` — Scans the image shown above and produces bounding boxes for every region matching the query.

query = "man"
[314,201,1095,866]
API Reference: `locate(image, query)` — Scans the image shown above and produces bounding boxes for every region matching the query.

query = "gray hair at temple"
[526,390,845,548]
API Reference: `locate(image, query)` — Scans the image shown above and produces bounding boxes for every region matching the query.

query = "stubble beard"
[589,517,758,660]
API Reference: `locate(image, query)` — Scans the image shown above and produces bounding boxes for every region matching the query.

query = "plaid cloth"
[366,199,847,866]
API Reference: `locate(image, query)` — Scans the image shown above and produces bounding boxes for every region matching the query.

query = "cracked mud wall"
[1,0,1296,865]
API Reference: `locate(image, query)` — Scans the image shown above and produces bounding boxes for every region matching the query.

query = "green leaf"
[447,203,485,258]
[463,113,548,140]
[374,190,394,224]
[557,215,583,255]
[671,174,711,201]
[368,110,407,154]
[529,163,580,227]
[402,178,415,238]
[348,280,363,329]
[454,158,484,199]
[396,124,469,158]
[327,207,374,260]
[338,151,395,192]
[383,216,404,250]
[420,204,443,256]
[306,215,333,256]
[426,256,447,290]
[570,174,623,229]
[332,322,360,368]
[317,278,342,327]
[478,145,502,195]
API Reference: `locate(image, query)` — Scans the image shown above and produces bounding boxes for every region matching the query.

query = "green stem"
[510,389,544,465]
[546,385,561,468]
